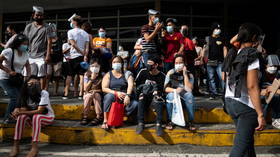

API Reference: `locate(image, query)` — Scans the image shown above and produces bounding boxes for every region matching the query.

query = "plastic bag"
[171,91,185,126]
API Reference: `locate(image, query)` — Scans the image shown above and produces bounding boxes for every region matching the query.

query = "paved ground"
[0,142,280,157]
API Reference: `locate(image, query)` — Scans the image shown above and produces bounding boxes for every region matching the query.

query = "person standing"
[0,24,18,49]
[23,6,55,90]
[63,14,89,99]
[140,9,163,66]
[224,23,266,157]
[0,34,30,124]
[205,23,227,99]
[162,18,184,72]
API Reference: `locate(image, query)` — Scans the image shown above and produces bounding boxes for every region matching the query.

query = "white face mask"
[112,63,122,71]
[267,66,278,74]
[213,29,221,35]
[174,64,184,71]
[90,67,100,73]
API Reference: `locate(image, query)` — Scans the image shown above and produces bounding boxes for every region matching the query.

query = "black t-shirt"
[50,38,63,63]
[208,36,225,61]
[135,69,166,95]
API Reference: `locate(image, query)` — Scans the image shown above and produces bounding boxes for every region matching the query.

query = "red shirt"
[163,32,184,63]
[183,37,195,51]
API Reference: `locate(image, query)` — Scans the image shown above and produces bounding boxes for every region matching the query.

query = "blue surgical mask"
[70,23,74,29]
[18,45,28,52]
[153,17,159,25]
[166,26,174,33]
[112,63,122,71]
[99,32,106,38]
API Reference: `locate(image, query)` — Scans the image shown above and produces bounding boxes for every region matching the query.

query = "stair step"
[0,103,232,123]
[1,119,279,146]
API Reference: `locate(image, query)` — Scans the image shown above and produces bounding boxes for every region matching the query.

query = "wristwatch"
[126,93,132,97]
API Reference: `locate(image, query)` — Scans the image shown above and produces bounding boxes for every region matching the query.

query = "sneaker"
[78,96,83,100]
[62,95,68,100]
[3,119,10,124]
[209,94,216,100]
[136,123,144,134]
[155,124,163,136]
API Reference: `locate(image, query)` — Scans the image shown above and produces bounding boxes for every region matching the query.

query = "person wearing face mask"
[63,14,89,100]
[46,23,63,96]
[223,23,266,157]
[205,22,228,100]
[92,27,112,72]
[0,34,31,124]
[23,6,56,90]
[164,54,196,131]
[0,25,19,49]
[80,59,103,125]
[101,56,138,130]
[260,54,280,129]
[140,9,163,66]
[135,54,166,136]
[162,18,184,73]
[9,76,55,157]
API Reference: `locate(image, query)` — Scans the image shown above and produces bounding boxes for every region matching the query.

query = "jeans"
[225,98,258,157]
[137,95,163,124]
[0,79,21,119]
[206,63,224,95]
[166,92,195,122]
[103,93,138,116]
[142,52,150,67]
[261,95,280,119]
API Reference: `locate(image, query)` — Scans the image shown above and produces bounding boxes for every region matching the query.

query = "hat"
[267,55,280,66]
[33,6,44,13]
[80,61,89,70]
[166,18,177,24]
[68,13,77,22]
[211,22,221,30]
[148,9,159,15]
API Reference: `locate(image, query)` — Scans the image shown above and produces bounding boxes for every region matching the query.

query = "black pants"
[225,98,258,157]
[137,95,163,124]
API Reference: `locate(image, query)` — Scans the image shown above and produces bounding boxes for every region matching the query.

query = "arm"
[0,55,15,75]
[102,72,115,94]
[18,106,47,116]
[143,23,162,42]
[223,46,228,58]
[45,37,52,63]
[25,61,31,78]
[84,41,89,61]
[126,75,134,95]
[165,72,175,93]
[247,69,266,130]
[89,35,94,50]
[178,43,184,54]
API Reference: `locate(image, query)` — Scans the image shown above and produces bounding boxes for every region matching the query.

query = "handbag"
[171,91,186,126]
[9,50,24,87]
[107,92,125,127]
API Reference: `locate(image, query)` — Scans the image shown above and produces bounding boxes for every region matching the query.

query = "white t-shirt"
[62,43,71,62]
[225,49,260,109]
[38,90,55,117]
[5,34,17,49]
[67,28,89,59]
[0,48,29,80]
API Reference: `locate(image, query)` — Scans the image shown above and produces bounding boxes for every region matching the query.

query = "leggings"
[14,114,54,142]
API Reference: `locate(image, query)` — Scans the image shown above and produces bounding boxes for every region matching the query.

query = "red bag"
[107,92,124,127]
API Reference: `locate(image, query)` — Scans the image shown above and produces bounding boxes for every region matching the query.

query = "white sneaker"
[272,118,280,129]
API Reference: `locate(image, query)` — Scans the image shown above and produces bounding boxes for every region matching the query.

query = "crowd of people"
[0,6,280,157]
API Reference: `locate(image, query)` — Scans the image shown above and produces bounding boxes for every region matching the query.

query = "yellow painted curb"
[0,103,233,123]
[1,124,280,146]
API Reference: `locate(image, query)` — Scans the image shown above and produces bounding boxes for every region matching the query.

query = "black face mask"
[33,18,44,24]
[146,64,155,71]
[180,29,188,37]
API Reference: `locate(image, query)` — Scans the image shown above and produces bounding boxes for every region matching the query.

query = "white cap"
[68,13,77,22]
[33,6,44,13]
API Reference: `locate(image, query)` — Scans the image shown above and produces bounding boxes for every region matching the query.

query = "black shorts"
[66,56,86,76]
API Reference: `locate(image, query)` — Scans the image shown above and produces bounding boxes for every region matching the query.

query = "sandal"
[80,117,89,125]
[90,117,103,126]
[101,122,109,131]
[186,122,197,131]
[165,122,174,130]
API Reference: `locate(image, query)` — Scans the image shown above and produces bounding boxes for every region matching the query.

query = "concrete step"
[1,119,279,146]
[0,102,233,123]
